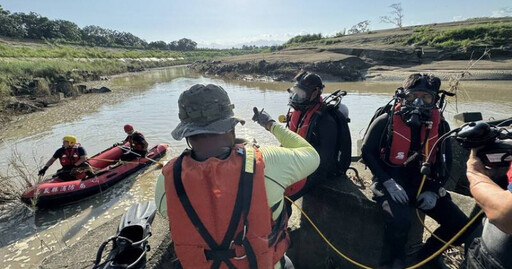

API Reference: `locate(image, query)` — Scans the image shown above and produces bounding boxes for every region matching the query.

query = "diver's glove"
[382,179,409,204]
[38,166,48,176]
[252,107,275,131]
[417,191,439,210]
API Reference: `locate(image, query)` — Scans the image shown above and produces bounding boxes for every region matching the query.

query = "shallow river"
[0,66,511,268]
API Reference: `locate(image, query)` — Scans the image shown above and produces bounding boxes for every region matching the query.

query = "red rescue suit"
[284,103,322,197]
[59,144,81,167]
[162,145,289,268]
[386,108,441,165]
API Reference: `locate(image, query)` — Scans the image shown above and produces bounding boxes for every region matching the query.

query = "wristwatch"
[438,187,447,197]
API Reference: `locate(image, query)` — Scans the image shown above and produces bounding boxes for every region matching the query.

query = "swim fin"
[93,201,157,269]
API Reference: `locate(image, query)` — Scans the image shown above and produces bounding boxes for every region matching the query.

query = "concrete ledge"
[287,162,477,269]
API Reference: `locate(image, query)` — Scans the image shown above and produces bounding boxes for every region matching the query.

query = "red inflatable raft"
[21,143,169,207]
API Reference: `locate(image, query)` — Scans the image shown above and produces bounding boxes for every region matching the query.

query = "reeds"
[447,48,491,113]
[0,148,44,205]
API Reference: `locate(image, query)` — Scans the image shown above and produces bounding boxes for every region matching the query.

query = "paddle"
[118,146,164,168]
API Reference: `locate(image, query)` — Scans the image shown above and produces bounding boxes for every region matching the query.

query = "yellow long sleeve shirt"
[154,122,320,221]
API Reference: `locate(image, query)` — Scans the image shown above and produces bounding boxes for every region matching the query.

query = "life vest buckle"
[229,240,247,260]
[229,224,248,260]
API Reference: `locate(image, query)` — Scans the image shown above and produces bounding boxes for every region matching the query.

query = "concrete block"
[287,176,425,269]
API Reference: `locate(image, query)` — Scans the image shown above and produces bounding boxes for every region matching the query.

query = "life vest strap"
[204,249,237,261]
[268,209,288,247]
[239,146,258,269]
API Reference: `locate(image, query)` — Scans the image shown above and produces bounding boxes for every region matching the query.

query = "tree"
[380,3,404,28]
[348,21,370,34]
[148,40,169,50]
[53,20,82,41]
[0,5,26,38]
[168,41,178,50]
[81,25,114,46]
[113,31,146,48]
[13,12,53,39]
[168,38,197,51]
[176,38,197,51]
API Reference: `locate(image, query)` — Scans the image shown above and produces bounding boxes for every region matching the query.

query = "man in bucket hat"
[155,83,319,268]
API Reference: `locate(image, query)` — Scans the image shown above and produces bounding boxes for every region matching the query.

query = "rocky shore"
[190,45,512,82]
[0,69,114,122]
[190,17,512,83]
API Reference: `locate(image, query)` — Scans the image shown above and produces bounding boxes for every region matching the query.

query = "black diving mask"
[400,91,435,128]
[403,91,436,109]
[288,86,314,110]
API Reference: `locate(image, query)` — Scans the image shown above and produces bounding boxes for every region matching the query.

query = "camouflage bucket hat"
[171,84,245,140]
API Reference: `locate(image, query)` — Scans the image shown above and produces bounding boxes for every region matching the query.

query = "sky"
[1,0,511,48]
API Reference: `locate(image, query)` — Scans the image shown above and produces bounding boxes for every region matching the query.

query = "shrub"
[404,22,512,49]
[285,33,323,45]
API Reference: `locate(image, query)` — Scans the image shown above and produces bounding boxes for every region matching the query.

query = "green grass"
[0,77,9,96]
[0,42,264,59]
[0,41,266,102]
[404,22,512,49]
[0,58,190,80]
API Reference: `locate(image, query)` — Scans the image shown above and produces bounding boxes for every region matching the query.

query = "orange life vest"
[59,144,81,167]
[162,145,290,269]
[125,131,147,152]
[386,108,441,165]
[284,103,322,197]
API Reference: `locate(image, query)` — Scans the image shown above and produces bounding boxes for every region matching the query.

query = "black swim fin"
[93,201,157,269]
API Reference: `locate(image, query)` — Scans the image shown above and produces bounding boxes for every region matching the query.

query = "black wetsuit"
[290,108,339,200]
[121,132,147,161]
[361,113,469,263]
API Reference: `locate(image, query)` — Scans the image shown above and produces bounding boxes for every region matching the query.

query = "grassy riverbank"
[191,17,512,82]
[280,17,512,49]
[0,38,265,97]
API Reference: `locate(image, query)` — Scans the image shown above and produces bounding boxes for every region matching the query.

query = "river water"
[0,66,511,268]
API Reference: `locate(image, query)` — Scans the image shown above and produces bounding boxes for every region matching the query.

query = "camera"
[455,120,512,167]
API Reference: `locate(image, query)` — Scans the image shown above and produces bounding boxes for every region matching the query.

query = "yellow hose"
[415,137,458,248]
[285,195,484,269]
[284,196,373,269]
[284,133,476,267]
[406,210,483,269]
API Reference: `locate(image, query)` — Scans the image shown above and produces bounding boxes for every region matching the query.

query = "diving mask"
[403,91,435,108]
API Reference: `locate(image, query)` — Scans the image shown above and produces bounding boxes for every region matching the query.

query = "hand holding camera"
[456,121,512,168]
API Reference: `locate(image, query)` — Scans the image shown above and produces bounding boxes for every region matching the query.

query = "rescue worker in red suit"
[361,74,469,268]
[284,71,341,200]
[154,84,320,268]
[38,135,94,181]
[114,124,148,161]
